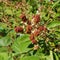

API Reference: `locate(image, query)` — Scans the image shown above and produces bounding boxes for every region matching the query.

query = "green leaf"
[0,12,3,19]
[53,52,59,60]
[52,0,60,8]
[0,27,5,33]
[0,36,12,46]
[47,21,60,29]
[46,51,54,60]
[55,31,60,39]
[0,52,8,60]
[15,9,21,17]
[20,56,40,60]
[4,7,13,16]
[0,47,8,52]
[12,34,31,53]
[34,48,45,56]
[0,23,7,29]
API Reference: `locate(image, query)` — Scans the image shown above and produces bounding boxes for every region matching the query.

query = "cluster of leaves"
[0,0,60,60]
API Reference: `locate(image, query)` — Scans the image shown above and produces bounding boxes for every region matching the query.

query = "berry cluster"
[15,14,47,45]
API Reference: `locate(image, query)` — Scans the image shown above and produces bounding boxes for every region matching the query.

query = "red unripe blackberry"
[15,26,23,33]
[27,20,31,25]
[30,33,34,40]
[26,25,32,34]
[34,29,40,37]
[31,39,37,44]
[30,33,37,44]
[38,26,47,32]
[38,26,44,31]
[33,14,40,23]
[43,26,47,32]
[20,14,27,22]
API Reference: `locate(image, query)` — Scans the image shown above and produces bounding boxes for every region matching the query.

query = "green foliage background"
[0,0,60,60]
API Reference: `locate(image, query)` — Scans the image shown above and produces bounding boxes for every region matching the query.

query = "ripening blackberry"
[38,26,47,32]
[33,29,40,37]
[31,39,37,44]
[30,33,37,44]
[38,26,44,31]
[30,33,35,40]
[26,25,32,34]
[43,26,47,32]
[33,14,40,24]
[27,20,31,25]
[20,14,27,22]
[15,26,23,33]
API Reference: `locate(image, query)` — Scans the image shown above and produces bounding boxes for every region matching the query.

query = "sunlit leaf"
[47,21,60,29]
[0,36,12,46]
[20,56,40,60]
[0,52,8,60]
[12,34,31,53]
